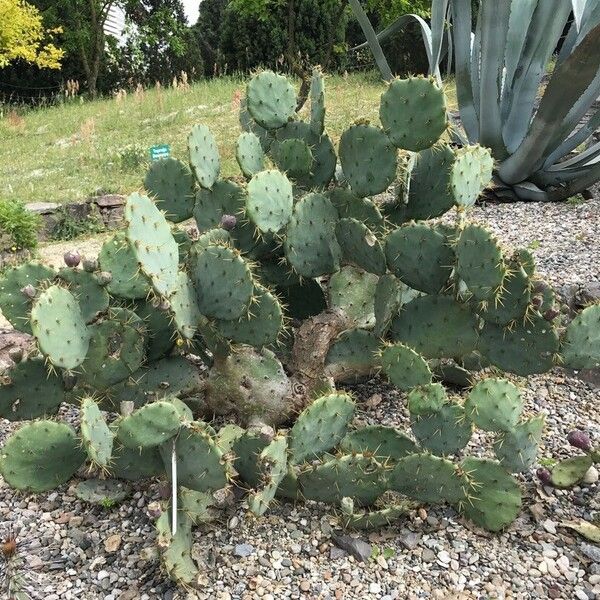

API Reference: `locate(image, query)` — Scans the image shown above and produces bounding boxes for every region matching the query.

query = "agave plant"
[350,0,600,201]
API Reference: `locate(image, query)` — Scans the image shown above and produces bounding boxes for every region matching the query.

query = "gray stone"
[234,543,255,558]
[25,202,60,214]
[331,532,372,562]
[581,543,600,563]
[94,194,126,208]
[398,529,420,550]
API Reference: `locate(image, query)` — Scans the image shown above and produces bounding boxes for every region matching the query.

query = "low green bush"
[0,199,39,251]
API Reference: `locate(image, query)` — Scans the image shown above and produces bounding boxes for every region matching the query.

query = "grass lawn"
[0,72,457,206]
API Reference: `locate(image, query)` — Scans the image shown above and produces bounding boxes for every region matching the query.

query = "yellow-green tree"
[0,0,63,68]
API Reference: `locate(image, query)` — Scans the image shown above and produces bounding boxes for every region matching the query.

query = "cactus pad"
[274,138,313,179]
[232,430,271,487]
[339,425,418,461]
[391,453,470,504]
[125,192,180,298]
[479,315,559,375]
[379,76,447,151]
[328,188,384,232]
[246,169,294,233]
[325,328,380,382]
[341,498,414,530]
[328,266,378,329]
[451,145,494,208]
[380,343,432,390]
[80,397,114,468]
[407,382,447,415]
[460,457,521,531]
[31,285,90,369]
[339,123,397,197]
[74,478,130,504]
[550,455,593,488]
[118,400,184,448]
[455,224,506,301]
[248,434,289,516]
[336,218,386,275]
[0,421,85,492]
[180,487,217,524]
[169,271,202,340]
[385,223,454,294]
[391,295,479,359]
[144,157,195,222]
[299,454,390,506]
[98,232,151,299]
[236,131,266,178]
[161,422,229,492]
[289,392,355,464]
[247,70,297,130]
[310,67,326,135]
[57,268,110,323]
[110,441,164,480]
[465,378,523,432]
[188,124,220,189]
[134,300,176,361]
[156,511,198,587]
[190,243,254,320]
[482,263,531,325]
[0,262,55,333]
[284,192,341,277]
[0,357,64,421]
[561,304,600,369]
[214,284,283,347]
[493,416,543,473]
[194,179,246,232]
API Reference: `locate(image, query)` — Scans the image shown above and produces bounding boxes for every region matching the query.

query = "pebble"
[234,543,255,558]
[584,466,599,484]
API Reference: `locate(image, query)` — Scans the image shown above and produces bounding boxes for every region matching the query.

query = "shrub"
[0,199,39,250]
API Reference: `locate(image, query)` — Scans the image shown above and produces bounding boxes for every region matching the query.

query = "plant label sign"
[150,144,171,161]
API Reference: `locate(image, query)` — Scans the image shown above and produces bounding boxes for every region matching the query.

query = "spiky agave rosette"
[0,69,599,589]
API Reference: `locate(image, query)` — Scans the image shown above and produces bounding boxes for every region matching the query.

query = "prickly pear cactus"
[1,69,596,591]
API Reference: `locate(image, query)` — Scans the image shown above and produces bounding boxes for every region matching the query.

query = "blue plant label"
[149,144,171,161]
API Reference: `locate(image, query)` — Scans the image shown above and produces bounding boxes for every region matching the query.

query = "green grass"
[0,72,457,206]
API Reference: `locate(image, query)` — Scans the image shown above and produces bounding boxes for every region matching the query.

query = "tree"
[0,0,63,69]
[193,0,228,75]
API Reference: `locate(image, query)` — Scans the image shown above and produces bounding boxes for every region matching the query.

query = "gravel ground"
[1,197,600,600]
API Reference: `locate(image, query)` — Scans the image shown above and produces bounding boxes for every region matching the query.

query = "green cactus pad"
[98,232,152,299]
[274,138,313,179]
[79,318,145,389]
[339,426,418,461]
[325,328,380,382]
[328,188,384,233]
[124,192,180,298]
[74,479,130,505]
[118,400,184,448]
[216,423,245,453]
[188,123,220,189]
[0,421,85,492]
[451,145,494,208]
[169,271,202,340]
[379,76,447,151]
[236,131,266,178]
[391,453,470,504]
[380,343,432,390]
[110,441,164,480]
[247,70,297,130]
[57,268,110,323]
[107,357,204,408]
[0,262,55,333]
[173,227,193,264]
[80,397,114,468]
[328,266,378,329]
[161,422,229,492]
[299,454,390,506]
[403,144,456,220]
[156,510,198,587]
[246,169,294,234]
[0,357,64,421]
[373,273,402,337]
[248,434,289,516]
[481,263,531,326]
[144,157,195,223]
[479,315,559,375]
[335,218,386,275]
[465,378,523,432]
[289,392,355,464]
[232,430,270,487]
[240,96,272,151]
[214,284,283,347]
[31,285,90,369]
[341,499,414,530]
[194,179,245,232]
[189,243,254,320]
[514,248,536,277]
[385,223,454,294]
[309,67,326,133]
[390,295,479,359]
[455,224,506,301]
[493,416,544,473]
[180,487,217,524]
[550,455,593,488]
[407,382,447,415]
[132,300,175,361]
[284,192,341,277]
[561,304,600,369]
[410,399,472,456]
[460,457,521,532]
[339,123,397,197]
